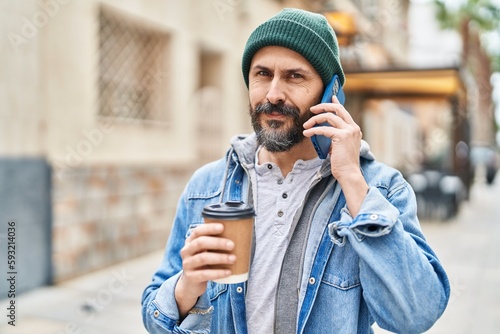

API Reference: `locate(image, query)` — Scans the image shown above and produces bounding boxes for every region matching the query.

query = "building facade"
[1,0,292,290]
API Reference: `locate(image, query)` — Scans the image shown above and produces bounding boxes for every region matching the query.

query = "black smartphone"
[310,74,345,159]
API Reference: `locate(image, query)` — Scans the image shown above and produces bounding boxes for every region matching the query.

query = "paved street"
[1,178,499,334]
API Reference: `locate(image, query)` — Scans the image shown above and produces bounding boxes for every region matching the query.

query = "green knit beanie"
[242,8,345,88]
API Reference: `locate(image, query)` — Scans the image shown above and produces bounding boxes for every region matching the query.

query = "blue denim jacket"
[142,134,450,334]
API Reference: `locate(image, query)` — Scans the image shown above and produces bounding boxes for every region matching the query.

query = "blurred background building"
[1,0,498,296]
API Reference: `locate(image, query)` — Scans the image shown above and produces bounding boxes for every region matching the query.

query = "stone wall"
[52,164,192,282]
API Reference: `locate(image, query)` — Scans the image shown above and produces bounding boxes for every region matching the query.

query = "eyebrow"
[251,65,311,75]
[251,65,271,72]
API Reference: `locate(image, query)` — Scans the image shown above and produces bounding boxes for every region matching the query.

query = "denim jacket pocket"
[321,273,361,290]
[206,281,233,331]
[321,240,360,291]
[309,239,363,333]
[207,281,228,301]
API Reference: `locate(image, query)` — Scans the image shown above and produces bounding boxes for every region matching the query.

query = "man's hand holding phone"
[303,76,368,216]
[303,94,363,182]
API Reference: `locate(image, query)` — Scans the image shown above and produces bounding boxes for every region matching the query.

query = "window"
[196,51,224,164]
[98,6,170,122]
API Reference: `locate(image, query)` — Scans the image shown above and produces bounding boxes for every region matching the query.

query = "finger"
[182,268,232,283]
[303,112,345,130]
[304,122,362,140]
[183,251,236,271]
[310,103,355,125]
[303,125,341,138]
[309,102,343,115]
[188,223,224,242]
[181,235,234,258]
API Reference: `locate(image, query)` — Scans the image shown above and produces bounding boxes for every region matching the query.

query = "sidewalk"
[1,180,499,334]
[0,250,163,334]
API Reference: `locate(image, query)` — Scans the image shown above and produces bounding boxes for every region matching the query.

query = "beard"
[250,102,313,153]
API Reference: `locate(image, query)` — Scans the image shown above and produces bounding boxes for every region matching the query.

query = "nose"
[265,78,285,105]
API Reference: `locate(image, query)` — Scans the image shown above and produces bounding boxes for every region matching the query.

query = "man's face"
[248,46,323,152]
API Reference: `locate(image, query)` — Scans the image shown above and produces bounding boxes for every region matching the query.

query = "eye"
[290,73,304,79]
[257,70,271,77]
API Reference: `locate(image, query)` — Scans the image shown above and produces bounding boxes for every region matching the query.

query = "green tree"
[434,0,500,144]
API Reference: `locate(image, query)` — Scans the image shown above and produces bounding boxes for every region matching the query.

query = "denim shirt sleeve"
[332,183,450,333]
[143,271,213,334]
[141,157,234,333]
[141,189,213,334]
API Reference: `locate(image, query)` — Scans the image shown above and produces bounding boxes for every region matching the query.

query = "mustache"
[254,102,300,118]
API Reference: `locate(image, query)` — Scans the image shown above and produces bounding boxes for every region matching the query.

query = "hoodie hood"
[359,140,375,161]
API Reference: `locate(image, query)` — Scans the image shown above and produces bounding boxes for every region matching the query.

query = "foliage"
[434,0,500,68]
[434,0,500,31]
[434,0,500,141]
[492,54,500,72]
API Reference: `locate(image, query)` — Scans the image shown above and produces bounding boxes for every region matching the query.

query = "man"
[142,8,450,334]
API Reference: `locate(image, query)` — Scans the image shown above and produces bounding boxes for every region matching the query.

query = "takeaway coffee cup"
[202,201,255,284]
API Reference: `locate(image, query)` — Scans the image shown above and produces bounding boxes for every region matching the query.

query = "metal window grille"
[98,7,170,122]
